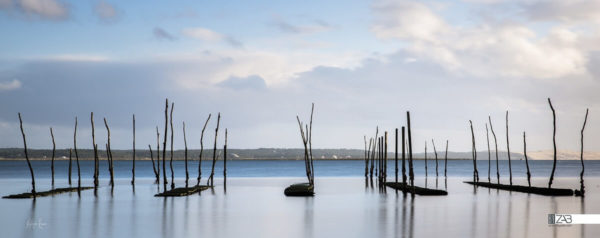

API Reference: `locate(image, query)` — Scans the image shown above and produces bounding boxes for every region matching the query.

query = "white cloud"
[94,0,119,22]
[371,0,591,79]
[182,27,224,41]
[0,79,22,91]
[18,0,68,19]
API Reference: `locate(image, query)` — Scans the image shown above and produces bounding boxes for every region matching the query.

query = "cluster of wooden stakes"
[2,98,591,199]
[3,98,229,199]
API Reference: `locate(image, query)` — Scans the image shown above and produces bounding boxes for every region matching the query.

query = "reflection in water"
[7,177,600,238]
[303,198,314,238]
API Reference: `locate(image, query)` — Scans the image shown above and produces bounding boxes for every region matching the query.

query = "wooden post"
[198,114,211,186]
[523,132,531,187]
[169,102,175,190]
[162,99,169,191]
[402,127,406,184]
[407,112,414,188]
[156,127,160,183]
[224,129,228,188]
[364,136,369,179]
[579,109,589,196]
[149,144,158,182]
[488,116,500,184]
[469,120,478,182]
[424,141,428,178]
[432,139,438,177]
[309,103,315,185]
[183,121,189,187]
[444,140,448,177]
[485,123,491,183]
[208,113,221,186]
[370,127,378,180]
[395,128,398,183]
[68,148,72,186]
[548,98,557,188]
[50,127,56,186]
[506,111,512,186]
[74,117,80,189]
[91,112,98,188]
[18,113,35,195]
[132,114,136,185]
[104,118,115,187]
[384,132,388,183]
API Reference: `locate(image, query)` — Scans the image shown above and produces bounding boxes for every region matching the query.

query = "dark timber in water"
[488,116,500,184]
[285,103,315,196]
[154,185,211,197]
[208,113,221,187]
[524,132,531,187]
[506,111,512,186]
[162,99,168,191]
[548,98,557,188]
[464,181,573,196]
[197,114,211,186]
[50,127,56,186]
[132,114,136,185]
[576,109,589,197]
[169,103,175,190]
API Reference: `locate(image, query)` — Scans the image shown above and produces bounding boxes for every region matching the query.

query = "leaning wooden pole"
[197,114,211,186]
[162,99,169,191]
[208,113,221,187]
[364,136,368,179]
[169,102,175,189]
[407,112,414,188]
[68,149,72,186]
[309,103,315,185]
[384,132,388,183]
[506,111,512,186]
[488,116,500,184]
[18,113,35,195]
[424,141,428,178]
[432,139,438,177]
[183,121,189,187]
[50,127,56,186]
[370,127,378,179]
[104,118,114,187]
[149,144,158,182]
[469,120,478,182]
[548,98,557,188]
[74,117,80,189]
[132,114,136,185]
[486,123,491,182]
[523,132,531,187]
[579,109,589,196]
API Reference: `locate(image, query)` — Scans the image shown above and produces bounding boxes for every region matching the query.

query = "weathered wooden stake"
[579,108,589,196]
[488,116,500,184]
[370,127,378,179]
[486,123,491,182]
[104,118,115,187]
[407,112,414,188]
[18,113,35,195]
[224,129,228,188]
[50,127,56,185]
[506,111,512,186]
[548,98,557,188]
[208,113,221,186]
[156,127,160,183]
[523,132,531,187]
[395,128,398,183]
[384,132,388,183]
[424,141,428,178]
[432,139,438,177]
[68,148,72,186]
[402,127,406,184]
[309,103,315,184]
[198,114,211,186]
[149,144,158,182]
[183,121,189,187]
[132,114,136,185]
[444,140,448,177]
[469,120,478,182]
[91,112,98,188]
[364,135,369,178]
[169,102,175,190]
[162,99,169,191]
[74,117,80,189]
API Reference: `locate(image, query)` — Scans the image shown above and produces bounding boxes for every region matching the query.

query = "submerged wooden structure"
[465,98,581,196]
[384,111,448,196]
[285,103,315,196]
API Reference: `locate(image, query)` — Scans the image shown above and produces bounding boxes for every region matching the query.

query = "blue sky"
[1,0,600,155]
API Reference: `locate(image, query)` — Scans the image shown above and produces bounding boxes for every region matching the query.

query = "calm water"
[1,160,599,238]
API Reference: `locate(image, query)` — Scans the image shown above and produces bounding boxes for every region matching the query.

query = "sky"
[0,0,599,153]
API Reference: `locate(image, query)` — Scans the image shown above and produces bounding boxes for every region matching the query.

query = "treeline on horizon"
[0,148,523,160]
